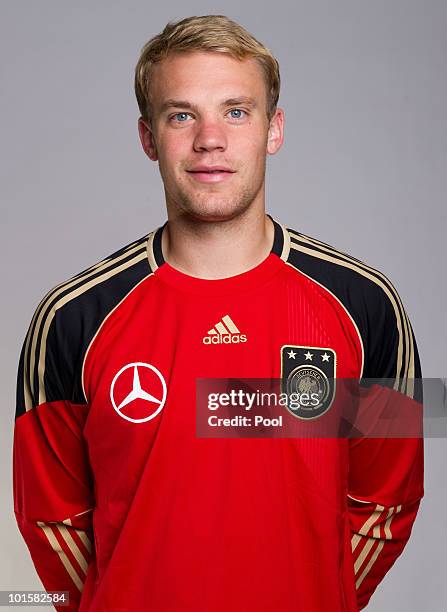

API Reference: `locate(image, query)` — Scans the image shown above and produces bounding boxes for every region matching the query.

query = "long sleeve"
[347,284,424,610]
[348,436,423,610]
[13,298,95,611]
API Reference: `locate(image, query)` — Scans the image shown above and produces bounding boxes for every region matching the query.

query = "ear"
[138,117,158,161]
[267,107,284,155]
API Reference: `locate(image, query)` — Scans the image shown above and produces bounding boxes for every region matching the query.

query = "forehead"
[150,51,267,108]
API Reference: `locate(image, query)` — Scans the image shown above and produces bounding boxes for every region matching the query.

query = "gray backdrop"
[1,1,445,610]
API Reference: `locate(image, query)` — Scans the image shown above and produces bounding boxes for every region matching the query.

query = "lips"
[187,166,235,173]
[186,167,235,183]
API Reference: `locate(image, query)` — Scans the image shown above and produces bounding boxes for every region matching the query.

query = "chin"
[186,206,247,223]
[178,192,255,222]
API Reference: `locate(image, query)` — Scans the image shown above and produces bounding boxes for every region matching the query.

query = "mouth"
[186,169,236,183]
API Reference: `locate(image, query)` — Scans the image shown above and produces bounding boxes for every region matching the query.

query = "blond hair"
[134,15,281,125]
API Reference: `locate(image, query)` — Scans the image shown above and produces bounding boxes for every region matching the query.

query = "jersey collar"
[146,214,290,273]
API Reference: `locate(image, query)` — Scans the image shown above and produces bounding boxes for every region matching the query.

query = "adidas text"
[203,334,248,345]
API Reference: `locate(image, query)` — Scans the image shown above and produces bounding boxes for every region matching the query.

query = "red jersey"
[14,215,424,611]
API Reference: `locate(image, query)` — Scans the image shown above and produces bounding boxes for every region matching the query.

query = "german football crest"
[280,345,336,420]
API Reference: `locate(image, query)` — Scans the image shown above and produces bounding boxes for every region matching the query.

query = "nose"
[193,117,227,153]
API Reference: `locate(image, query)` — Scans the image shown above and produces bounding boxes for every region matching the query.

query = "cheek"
[239,130,267,156]
[244,141,268,172]
[158,141,184,172]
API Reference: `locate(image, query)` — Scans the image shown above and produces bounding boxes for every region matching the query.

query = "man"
[13,14,423,612]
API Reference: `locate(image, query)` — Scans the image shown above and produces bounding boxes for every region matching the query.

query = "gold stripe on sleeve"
[37,521,84,592]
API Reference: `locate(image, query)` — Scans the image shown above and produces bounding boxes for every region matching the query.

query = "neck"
[161,207,274,280]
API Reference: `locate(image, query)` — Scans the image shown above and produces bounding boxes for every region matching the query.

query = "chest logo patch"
[203,314,247,344]
[110,362,167,423]
[280,345,336,419]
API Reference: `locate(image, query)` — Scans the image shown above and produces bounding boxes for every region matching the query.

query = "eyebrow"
[159,96,258,114]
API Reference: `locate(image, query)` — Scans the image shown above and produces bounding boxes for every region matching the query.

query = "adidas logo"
[203,315,247,345]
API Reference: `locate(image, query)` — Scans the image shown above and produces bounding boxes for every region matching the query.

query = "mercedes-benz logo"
[110,362,167,423]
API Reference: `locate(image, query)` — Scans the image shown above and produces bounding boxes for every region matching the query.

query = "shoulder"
[280,223,417,382]
[17,231,155,415]
[283,224,406,328]
[284,225,398,312]
[49,230,154,334]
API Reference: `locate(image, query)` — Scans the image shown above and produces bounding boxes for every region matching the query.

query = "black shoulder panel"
[16,232,154,419]
[285,227,421,398]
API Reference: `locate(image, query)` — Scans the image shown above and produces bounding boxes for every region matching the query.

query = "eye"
[170,112,191,123]
[228,109,246,119]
